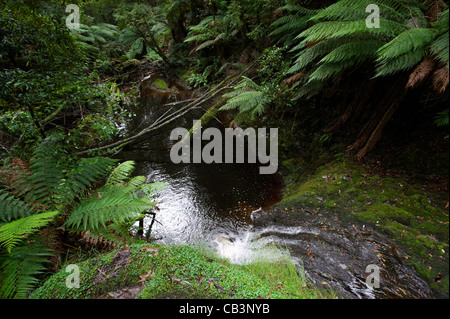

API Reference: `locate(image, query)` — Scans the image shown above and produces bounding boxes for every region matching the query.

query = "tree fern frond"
[0,189,35,222]
[308,59,360,82]
[221,91,266,111]
[430,9,449,68]
[0,242,53,298]
[126,37,144,59]
[376,28,437,60]
[375,47,428,76]
[0,211,59,253]
[106,161,136,186]
[288,38,354,73]
[65,194,154,231]
[58,157,116,207]
[119,27,140,47]
[16,138,64,210]
[319,40,385,64]
[194,39,216,52]
[127,176,146,188]
[298,19,407,45]
[431,32,449,67]
[434,109,449,127]
[137,182,167,196]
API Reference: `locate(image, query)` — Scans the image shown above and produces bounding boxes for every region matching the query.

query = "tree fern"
[220,77,272,121]
[15,137,65,210]
[430,9,449,69]
[270,5,319,48]
[58,157,116,207]
[0,138,165,298]
[279,0,445,98]
[105,160,136,186]
[72,23,118,55]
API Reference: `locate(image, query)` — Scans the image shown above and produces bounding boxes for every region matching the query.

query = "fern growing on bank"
[0,137,165,298]
[220,76,272,122]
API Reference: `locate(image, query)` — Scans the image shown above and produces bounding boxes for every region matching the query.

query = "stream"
[114,75,435,299]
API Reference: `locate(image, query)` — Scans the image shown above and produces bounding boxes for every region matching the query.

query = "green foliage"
[434,109,449,127]
[270,4,320,48]
[280,0,448,98]
[0,243,54,299]
[114,3,170,63]
[0,189,35,222]
[0,211,59,253]
[220,77,272,122]
[430,9,449,69]
[71,23,119,56]
[0,137,165,298]
[65,161,162,232]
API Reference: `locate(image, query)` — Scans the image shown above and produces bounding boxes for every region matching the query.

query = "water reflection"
[132,160,282,244]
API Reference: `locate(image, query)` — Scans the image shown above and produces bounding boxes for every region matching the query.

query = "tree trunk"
[350,77,408,159]
[327,79,376,133]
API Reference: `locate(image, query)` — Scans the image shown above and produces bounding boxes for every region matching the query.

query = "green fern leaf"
[0,211,59,253]
[0,189,35,222]
[376,28,437,60]
[106,161,136,186]
[0,243,53,298]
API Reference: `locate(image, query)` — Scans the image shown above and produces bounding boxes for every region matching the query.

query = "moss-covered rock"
[30,243,331,299]
[277,158,449,297]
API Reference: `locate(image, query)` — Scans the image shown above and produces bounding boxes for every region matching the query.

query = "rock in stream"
[250,207,434,299]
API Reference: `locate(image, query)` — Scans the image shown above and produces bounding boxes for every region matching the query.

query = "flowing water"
[114,76,435,299]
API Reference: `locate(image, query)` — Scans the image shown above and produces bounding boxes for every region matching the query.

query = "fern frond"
[430,9,449,68]
[58,157,116,207]
[0,211,59,253]
[16,138,64,210]
[298,19,407,45]
[119,27,140,47]
[0,242,53,298]
[194,39,216,52]
[376,28,437,60]
[310,0,407,23]
[319,40,385,64]
[308,59,359,82]
[288,38,354,73]
[137,182,167,196]
[0,189,35,222]
[376,47,428,76]
[106,161,136,186]
[431,32,449,68]
[126,37,144,59]
[434,109,449,127]
[65,193,154,231]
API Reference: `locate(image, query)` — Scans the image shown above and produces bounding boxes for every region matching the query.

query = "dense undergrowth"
[1,0,448,299]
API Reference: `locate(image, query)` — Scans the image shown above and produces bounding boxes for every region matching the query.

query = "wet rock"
[250,207,435,299]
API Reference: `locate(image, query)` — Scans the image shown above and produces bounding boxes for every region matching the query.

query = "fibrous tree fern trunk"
[327,77,377,133]
[347,75,408,159]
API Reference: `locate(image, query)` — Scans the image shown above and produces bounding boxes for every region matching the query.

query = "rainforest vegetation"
[0,0,448,300]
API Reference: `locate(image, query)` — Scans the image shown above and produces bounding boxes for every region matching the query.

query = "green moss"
[277,159,449,296]
[30,243,331,299]
[151,78,169,90]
